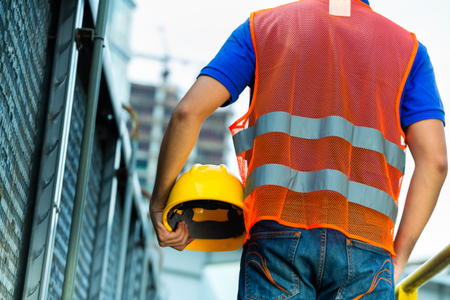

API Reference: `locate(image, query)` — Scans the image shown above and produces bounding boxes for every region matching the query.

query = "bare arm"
[393,119,447,285]
[150,75,230,251]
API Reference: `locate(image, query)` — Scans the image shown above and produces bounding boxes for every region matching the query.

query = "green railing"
[396,243,450,299]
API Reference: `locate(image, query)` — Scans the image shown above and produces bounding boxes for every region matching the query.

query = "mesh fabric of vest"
[229,0,418,255]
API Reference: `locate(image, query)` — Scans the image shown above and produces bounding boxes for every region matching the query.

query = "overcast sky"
[128,0,450,261]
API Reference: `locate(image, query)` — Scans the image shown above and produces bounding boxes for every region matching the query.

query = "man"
[150,0,447,299]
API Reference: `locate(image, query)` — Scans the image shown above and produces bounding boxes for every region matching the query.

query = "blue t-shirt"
[199,1,445,129]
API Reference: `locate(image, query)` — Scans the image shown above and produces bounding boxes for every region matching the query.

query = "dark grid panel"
[104,196,123,300]
[47,79,104,299]
[121,223,135,299]
[74,139,103,300]
[132,247,145,299]
[0,0,50,298]
[145,264,155,300]
[47,80,86,299]
[122,221,145,300]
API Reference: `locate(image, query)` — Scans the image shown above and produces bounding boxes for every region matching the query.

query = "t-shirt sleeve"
[198,18,255,107]
[400,42,445,129]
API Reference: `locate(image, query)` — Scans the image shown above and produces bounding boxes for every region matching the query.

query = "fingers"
[149,206,194,251]
[155,220,194,251]
[171,238,195,251]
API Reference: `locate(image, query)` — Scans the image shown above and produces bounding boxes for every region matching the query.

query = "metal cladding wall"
[0,0,50,298]
[132,247,145,299]
[47,80,85,298]
[122,220,145,299]
[1,0,159,298]
[146,264,156,300]
[47,79,104,299]
[104,196,123,300]
[75,133,103,300]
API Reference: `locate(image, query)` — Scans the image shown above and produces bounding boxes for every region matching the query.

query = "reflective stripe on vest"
[245,164,398,224]
[233,111,406,174]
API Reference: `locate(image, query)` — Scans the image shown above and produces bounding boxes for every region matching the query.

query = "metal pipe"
[115,105,140,300]
[61,0,110,298]
[396,243,450,299]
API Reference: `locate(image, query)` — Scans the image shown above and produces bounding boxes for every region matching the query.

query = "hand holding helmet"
[149,201,194,251]
[162,164,246,252]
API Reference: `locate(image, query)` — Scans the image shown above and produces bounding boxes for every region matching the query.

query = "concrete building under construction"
[128,83,233,194]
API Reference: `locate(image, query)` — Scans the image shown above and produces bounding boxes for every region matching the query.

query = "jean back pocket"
[244,231,301,300]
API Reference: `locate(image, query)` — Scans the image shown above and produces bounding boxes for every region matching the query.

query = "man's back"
[149,1,447,299]
[231,0,416,255]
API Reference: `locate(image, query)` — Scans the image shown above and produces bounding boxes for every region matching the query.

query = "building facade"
[129,83,233,194]
[105,0,135,104]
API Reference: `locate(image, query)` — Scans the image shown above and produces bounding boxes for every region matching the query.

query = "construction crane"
[133,26,205,85]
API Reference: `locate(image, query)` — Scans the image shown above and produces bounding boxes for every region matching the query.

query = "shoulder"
[401,41,445,128]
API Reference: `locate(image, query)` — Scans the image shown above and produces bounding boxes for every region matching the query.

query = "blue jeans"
[238,221,395,300]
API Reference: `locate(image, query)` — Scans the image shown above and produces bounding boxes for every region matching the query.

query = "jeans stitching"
[246,294,296,300]
[350,241,391,256]
[244,233,301,300]
[250,232,300,239]
[351,259,393,300]
[246,242,289,293]
[289,232,301,297]
[336,240,353,299]
[316,228,326,290]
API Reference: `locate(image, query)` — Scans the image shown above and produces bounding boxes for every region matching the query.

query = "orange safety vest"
[229,0,418,255]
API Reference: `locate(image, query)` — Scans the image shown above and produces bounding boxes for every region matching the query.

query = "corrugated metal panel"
[22,0,84,297]
[47,80,85,299]
[0,0,50,299]
[122,220,145,300]
[75,139,103,300]
[133,246,145,299]
[146,264,156,300]
[105,196,123,300]
[121,221,134,299]
[47,79,104,299]
[88,139,121,300]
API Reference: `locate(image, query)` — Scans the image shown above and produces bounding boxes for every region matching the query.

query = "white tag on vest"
[329,0,351,17]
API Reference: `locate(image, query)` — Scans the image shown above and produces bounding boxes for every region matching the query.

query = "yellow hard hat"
[163,164,245,252]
